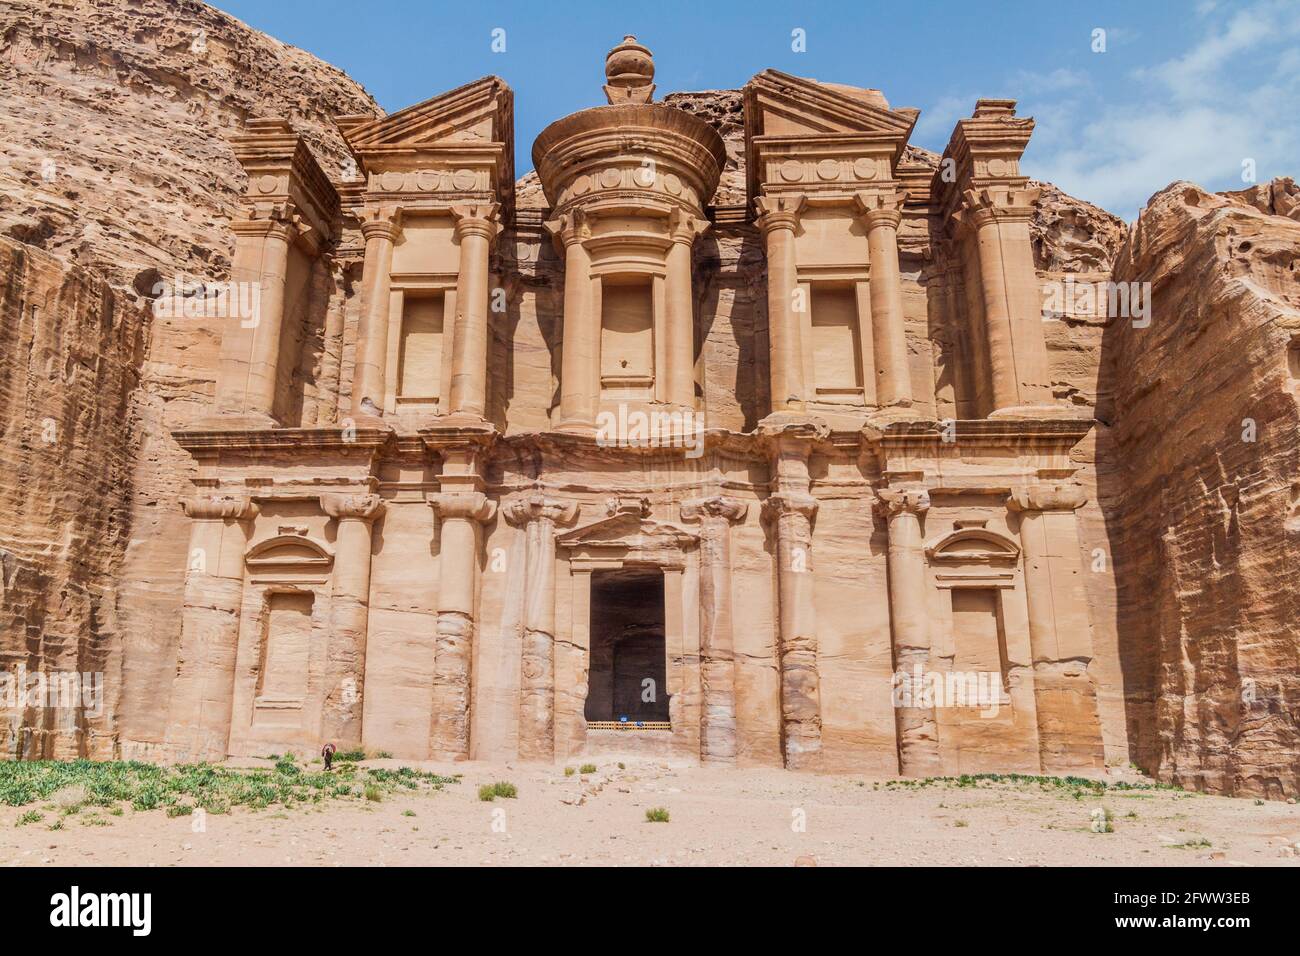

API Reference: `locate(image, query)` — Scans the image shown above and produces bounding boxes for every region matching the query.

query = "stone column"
[319,492,385,749]
[877,486,941,776]
[681,495,747,764]
[502,492,579,761]
[1007,482,1104,770]
[216,216,294,422]
[427,491,496,760]
[448,203,500,420]
[960,187,1049,413]
[547,210,599,432]
[165,494,259,761]
[856,190,912,407]
[351,208,402,418]
[761,491,822,768]
[755,194,807,413]
[665,209,707,411]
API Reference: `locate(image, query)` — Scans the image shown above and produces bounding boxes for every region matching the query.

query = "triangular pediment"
[341,76,513,153]
[744,70,917,140]
[557,514,696,552]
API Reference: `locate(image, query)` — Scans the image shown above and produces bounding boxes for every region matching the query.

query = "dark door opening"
[585,568,669,723]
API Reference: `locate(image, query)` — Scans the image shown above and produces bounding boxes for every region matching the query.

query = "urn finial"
[604,34,655,104]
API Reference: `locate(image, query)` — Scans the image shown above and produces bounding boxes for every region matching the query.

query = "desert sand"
[3,757,1298,867]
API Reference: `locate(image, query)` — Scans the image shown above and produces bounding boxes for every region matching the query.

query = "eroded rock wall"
[1101,179,1300,797]
[0,0,380,753]
[0,237,145,758]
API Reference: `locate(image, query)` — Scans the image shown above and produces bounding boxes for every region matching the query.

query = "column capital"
[501,492,580,527]
[854,188,904,230]
[754,193,806,235]
[668,207,710,245]
[1007,481,1087,514]
[875,486,931,518]
[428,491,497,523]
[450,202,501,242]
[320,492,386,522]
[231,210,297,244]
[761,491,818,524]
[681,495,747,525]
[359,205,403,242]
[181,493,260,521]
[956,186,1041,229]
[543,208,591,251]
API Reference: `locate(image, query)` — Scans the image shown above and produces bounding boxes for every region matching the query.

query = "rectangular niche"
[256,590,314,717]
[600,276,654,399]
[810,283,864,403]
[397,291,444,408]
[950,587,1010,693]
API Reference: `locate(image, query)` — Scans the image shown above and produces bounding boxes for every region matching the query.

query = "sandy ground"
[2,757,1299,866]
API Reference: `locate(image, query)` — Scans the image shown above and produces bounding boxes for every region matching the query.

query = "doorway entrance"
[584,568,669,724]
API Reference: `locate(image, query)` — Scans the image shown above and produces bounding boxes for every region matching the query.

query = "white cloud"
[1022,0,1300,218]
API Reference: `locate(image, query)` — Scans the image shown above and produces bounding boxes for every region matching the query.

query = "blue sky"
[210,0,1300,220]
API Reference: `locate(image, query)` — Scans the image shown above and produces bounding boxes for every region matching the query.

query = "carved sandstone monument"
[2,2,1298,797]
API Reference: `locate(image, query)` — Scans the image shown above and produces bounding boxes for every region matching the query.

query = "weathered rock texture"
[0,0,379,757]
[0,1,1294,798]
[0,236,145,758]
[1100,179,1300,797]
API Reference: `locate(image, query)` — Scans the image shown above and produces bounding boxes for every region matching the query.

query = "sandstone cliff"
[0,0,380,756]
[1100,178,1300,797]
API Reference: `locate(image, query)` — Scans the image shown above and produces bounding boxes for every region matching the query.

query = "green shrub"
[478,781,517,801]
[579,763,597,775]
[645,807,670,823]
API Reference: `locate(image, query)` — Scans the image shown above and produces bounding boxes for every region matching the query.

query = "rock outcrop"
[0,0,380,756]
[1100,179,1300,797]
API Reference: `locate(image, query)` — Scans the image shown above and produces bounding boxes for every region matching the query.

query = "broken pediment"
[341,76,513,153]
[744,70,917,140]
[743,70,919,202]
[557,513,698,555]
[339,76,515,211]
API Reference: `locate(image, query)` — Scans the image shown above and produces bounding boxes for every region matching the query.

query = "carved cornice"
[428,492,497,523]
[1007,482,1087,514]
[320,493,386,522]
[182,494,260,521]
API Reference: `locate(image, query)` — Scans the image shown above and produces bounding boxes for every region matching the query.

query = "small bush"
[363,784,383,803]
[16,810,42,827]
[564,767,575,777]
[333,749,366,763]
[579,763,597,775]
[402,809,416,817]
[479,781,517,801]
[645,807,670,823]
